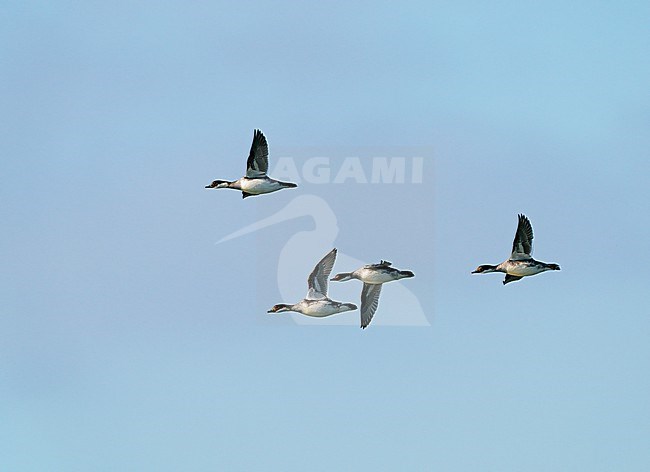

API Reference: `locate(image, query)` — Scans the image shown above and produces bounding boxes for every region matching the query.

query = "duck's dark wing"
[360,283,382,329]
[245,129,269,178]
[366,260,392,269]
[503,274,524,285]
[307,248,337,300]
[510,214,534,260]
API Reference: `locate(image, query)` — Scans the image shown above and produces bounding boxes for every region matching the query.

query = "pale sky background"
[2,1,650,470]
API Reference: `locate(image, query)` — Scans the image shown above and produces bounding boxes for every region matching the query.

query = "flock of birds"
[206,130,561,328]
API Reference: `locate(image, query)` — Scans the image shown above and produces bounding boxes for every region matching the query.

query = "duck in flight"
[331,260,415,329]
[268,248,358,318]
[205,129,297,198]
[472,214,560,285]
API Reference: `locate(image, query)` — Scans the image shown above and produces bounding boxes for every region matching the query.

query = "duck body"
[211,176,296,198]
[270,298,357,317]
[332,261,414,284]
[497,259,560,277]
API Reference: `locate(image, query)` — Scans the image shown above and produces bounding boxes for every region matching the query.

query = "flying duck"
[205,129,297,198]
[472,214,560,285]
[268,248,358,318]
[331,260,415,329]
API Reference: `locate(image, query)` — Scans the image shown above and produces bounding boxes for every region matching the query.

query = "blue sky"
[2,1,650,470]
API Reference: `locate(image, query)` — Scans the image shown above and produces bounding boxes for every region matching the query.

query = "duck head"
[267,304,293,313]
[205,180,230,189]
[330,272,354,282]
[472,264,498,274]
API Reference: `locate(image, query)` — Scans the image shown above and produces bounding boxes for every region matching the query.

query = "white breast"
[504,261,547,277]
[296,300,340,317]
[239,178,281,194]
[355,268,395,284]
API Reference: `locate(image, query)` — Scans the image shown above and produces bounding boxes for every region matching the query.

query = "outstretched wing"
[503,274,524,285]
[510,214,534,260]
[307,248,338,299]
[360,283,382,329]
[366,260,392,269]
[245,129,269,178]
